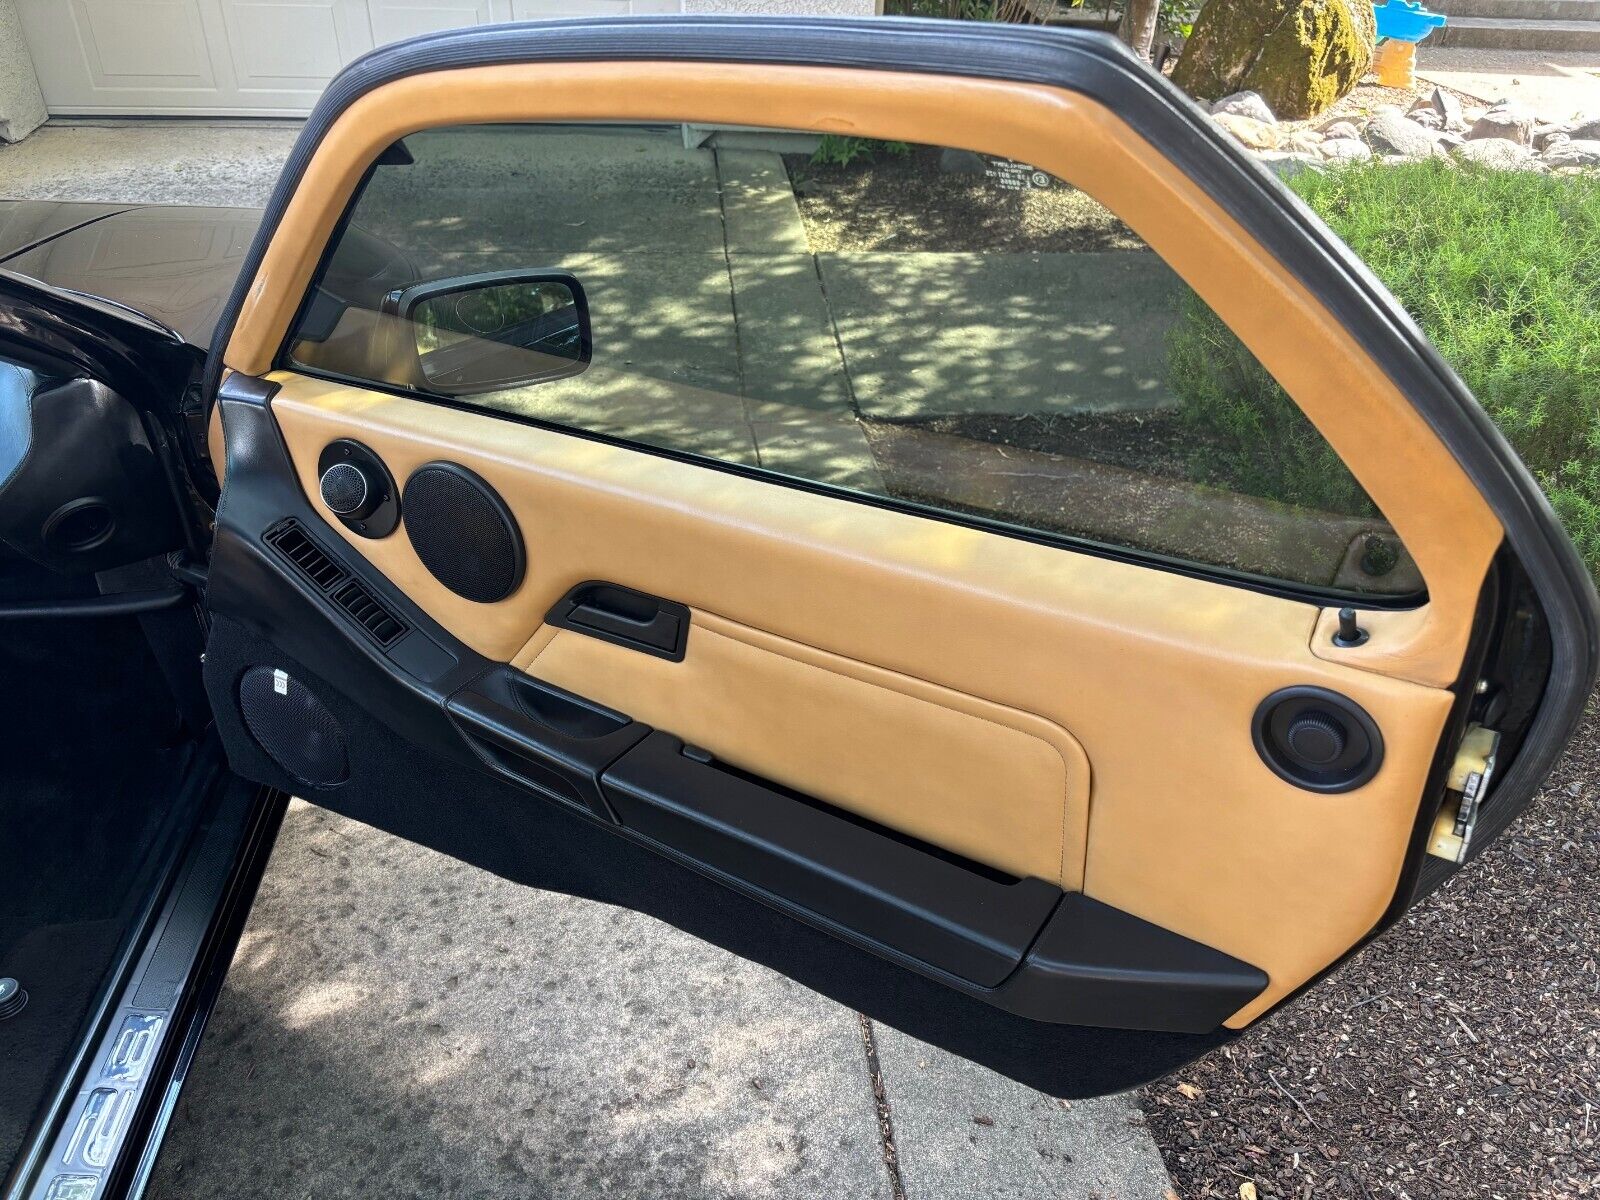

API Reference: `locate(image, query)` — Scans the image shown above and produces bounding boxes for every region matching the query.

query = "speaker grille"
[319,461,369,515]
[402,463,524,603]
[238,667,349,788]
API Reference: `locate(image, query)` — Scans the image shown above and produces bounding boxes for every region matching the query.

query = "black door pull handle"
[545,582,689,661]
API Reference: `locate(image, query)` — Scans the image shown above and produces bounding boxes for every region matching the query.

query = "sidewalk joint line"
[857,1013,907,1200]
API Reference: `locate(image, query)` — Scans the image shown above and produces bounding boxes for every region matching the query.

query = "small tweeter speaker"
[238,666,349,789]
[402,462,524,603]
[1253,686,1384,793]
[317,439,400,538]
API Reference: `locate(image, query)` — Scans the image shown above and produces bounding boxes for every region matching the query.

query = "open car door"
[195,17,1596,1098]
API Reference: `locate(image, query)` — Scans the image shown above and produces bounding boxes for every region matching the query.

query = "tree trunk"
[1118,0,1162,60]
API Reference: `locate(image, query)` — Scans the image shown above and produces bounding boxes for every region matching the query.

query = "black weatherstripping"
[0,588,187,618]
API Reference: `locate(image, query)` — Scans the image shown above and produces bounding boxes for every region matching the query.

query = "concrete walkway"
[0,121,1175,1198]
[145,803,1172,1200]
[1416,46,1600,120]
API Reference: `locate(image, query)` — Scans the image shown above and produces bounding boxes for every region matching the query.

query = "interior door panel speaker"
[317,438,401,538]
[1253,686,1384,793]
[402,462,524,603]
[238,666,349,788]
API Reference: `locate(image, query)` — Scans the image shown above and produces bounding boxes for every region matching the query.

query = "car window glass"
[286,123,1416,598]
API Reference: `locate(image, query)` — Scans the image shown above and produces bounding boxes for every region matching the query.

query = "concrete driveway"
[0,119,1177,1198]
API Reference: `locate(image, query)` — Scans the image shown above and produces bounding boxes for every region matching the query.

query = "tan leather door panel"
[267,376,1457,1024]
[518,610,1090,889]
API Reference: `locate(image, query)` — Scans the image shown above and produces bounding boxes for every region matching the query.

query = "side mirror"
[383,270,591,397]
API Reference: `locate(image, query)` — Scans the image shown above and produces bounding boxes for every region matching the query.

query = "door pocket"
[519,608,1091,889]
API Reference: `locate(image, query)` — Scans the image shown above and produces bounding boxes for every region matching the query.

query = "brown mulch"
[786,145,1143,253]
[885,410,1210,483]
[1142,696,1600,1199]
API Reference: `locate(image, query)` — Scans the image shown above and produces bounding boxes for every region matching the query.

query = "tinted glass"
[286,124,1415,597]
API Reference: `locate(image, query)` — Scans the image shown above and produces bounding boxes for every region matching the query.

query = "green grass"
[1168,159,1600,574]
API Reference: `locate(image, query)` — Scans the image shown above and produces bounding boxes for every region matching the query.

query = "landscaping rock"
[1320,120,1362,141]
[1564,116,1600,142]
[1409,108,1444,131]
[1366,110,1443,159]
[1259,151,1325,180]
[938,147,987,175]
[1542,139,1600,169]
[1173,0,1376,121]
[1452,138,1542,170]
[1320,136,1373,161]
[1532,124,1568,152]
[1409,86,1465,133]
[1212,111,1281,149]
[1210,90,1278,124]
[1467,100,1535,146]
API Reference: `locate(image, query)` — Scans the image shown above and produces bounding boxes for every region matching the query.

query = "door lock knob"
[320,461,378,518]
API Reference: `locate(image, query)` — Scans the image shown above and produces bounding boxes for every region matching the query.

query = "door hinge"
[1428,723,1501,864]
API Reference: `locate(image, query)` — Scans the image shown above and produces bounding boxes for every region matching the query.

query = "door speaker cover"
[402,462,525,603]
[238,666,349,788]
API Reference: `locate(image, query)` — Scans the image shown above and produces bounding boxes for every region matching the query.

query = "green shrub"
[809,136,911,168]
[1168,159,1600,573]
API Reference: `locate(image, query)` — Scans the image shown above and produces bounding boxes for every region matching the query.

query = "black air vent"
[264,521,342,591]
[331,578,406,646]
[263,519,407,647]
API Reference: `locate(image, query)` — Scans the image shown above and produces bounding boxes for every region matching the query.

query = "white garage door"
[14,0,687,117]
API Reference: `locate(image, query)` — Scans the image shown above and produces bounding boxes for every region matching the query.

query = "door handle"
[546,582,689,661]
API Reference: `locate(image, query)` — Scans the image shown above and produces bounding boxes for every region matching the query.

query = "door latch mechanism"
[1428,723,1501,864]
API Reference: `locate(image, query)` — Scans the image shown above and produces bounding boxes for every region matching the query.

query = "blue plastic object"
[1374,0,1448,42]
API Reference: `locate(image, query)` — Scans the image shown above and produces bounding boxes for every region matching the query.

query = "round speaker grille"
[238,667,349,788]
[319,461,370,515]
[1252,686,1383,793]
[402,462,524,603]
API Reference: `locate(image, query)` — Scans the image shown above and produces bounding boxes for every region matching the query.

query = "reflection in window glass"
[287,124,1416,597]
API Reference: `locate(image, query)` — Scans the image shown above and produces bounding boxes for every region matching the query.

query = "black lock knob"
[320,461,378,518]
[1285,711,1347,766]
[1332,606,1369,648]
